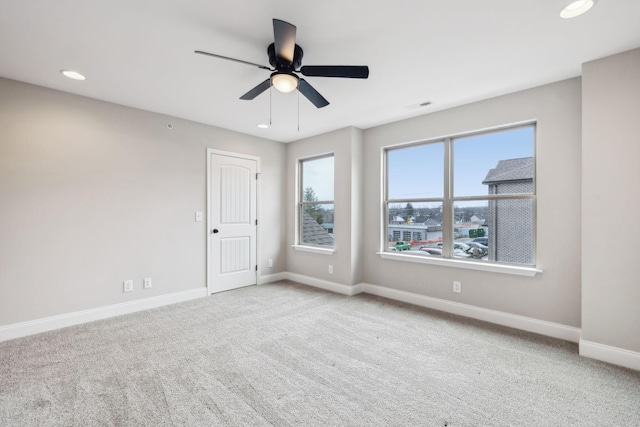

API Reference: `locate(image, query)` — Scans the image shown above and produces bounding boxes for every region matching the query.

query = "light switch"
[195,211,203,222]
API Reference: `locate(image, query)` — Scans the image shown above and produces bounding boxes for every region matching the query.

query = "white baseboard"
[0,287,208,342]
[579,339,640,371]
[280,277,579,342]
[259,272,288,285]
[285,273,362,296]
[358,283,582,343]
[5,276,638,372]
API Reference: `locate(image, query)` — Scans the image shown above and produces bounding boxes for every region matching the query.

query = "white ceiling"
[1,1,639,143]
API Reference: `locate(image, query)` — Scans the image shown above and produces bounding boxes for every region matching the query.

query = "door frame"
[206,148,261,295]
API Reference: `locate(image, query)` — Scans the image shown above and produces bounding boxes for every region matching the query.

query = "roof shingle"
[482,157,533,184]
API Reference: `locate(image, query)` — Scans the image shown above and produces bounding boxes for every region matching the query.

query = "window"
[385,124,535,266]
[299,155,334,247]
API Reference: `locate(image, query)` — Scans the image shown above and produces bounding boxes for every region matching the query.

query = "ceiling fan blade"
[300,65,369,79]
[240,79,271,100]
[195,50,272,71]
[273,19,296,63]
[298,79,329,108]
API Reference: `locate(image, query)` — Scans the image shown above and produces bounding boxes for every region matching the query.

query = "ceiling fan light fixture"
[271,72,298,93]
[560,0,596,18]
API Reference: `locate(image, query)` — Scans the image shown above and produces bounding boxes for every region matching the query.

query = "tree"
[303,187,324,224]
[404,202,415,221]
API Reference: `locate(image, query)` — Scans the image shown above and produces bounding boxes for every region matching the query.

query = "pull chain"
[269,85,272,125]
[297,89,300,131]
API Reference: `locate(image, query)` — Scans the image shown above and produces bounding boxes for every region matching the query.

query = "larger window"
[299,154,335,247]
[385,124,535,266]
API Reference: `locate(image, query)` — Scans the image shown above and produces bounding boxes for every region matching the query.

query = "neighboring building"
[482,157,533,264]
[389,215,406,225]
[301,210,334,246]
[469,215,484,225]
[388,219,442,242]
[321,223,334,234]
[389,224,428,242]
[423,218,441,229]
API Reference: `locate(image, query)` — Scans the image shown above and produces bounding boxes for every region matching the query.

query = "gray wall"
[286,127,363,286]
[582,48,640,353]
[362,79,582,327]
[4,49,639,362]
[0,77,286,326]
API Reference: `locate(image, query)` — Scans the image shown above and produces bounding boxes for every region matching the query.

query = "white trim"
[359,283,580,342]
[280,275,577,342]
[377,252,542,277]
[285,276,578,342]
[259,272,289,285]
[291,245,335,255]
[579,339,640,371]
[0,288,208,343]
[206,148,261,163]
[286,272,361,296]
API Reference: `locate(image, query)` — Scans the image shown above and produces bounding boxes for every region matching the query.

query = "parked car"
[454,242,471,252]
[453,248,471,258]
[394,241,411,251]
[472,237,488,246]
[419,247,442,256]
[466,241,488,252]
[436,242,471,251]
[421,245,471,258]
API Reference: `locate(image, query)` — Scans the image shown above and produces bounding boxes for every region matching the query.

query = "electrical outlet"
[123,280,134,293]
[328,265,333,274]
[268,259,273,268]
[453,281,461,293]
[143,277,152,289]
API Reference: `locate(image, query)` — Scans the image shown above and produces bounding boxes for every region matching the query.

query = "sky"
[388,125,534,200]
[301,125,534,205]
[302,155,334,201]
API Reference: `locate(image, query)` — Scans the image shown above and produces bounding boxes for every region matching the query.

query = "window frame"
[295,153,335,253]
[381,123,540,275]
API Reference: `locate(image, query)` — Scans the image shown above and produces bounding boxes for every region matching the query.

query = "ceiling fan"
[195,19,369,109]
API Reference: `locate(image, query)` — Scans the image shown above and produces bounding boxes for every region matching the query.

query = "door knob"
[212,229,219,234]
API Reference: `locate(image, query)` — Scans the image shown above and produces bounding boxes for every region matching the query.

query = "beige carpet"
[1,280,639,426]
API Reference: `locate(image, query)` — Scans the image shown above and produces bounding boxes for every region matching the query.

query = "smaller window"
[299,155,335,247]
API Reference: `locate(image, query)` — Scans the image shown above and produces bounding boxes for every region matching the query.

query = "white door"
[209,153,257,293]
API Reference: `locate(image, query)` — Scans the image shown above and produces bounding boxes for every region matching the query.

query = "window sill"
[377,252,542,277]
[292,245,335,255]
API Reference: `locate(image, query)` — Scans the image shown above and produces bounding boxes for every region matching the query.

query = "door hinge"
[256,173,260,179]
[255,219,258,225]
[255,265,258,271]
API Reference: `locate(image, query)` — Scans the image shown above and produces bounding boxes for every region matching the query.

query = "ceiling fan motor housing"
[268,43,303,71]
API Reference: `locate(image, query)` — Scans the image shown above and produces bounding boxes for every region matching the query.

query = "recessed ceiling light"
[257,123,269,129]
[406,101,434,110]
[61,70,86,80]
[560,0,596,19]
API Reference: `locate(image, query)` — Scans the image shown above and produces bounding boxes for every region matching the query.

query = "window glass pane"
[453,126,534,197]
[452,200,489,260]
[388,142,444,200]
[387,202,443,254]
[302,156,334,201]
[301,203,334,246]
[454,199,534,265]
